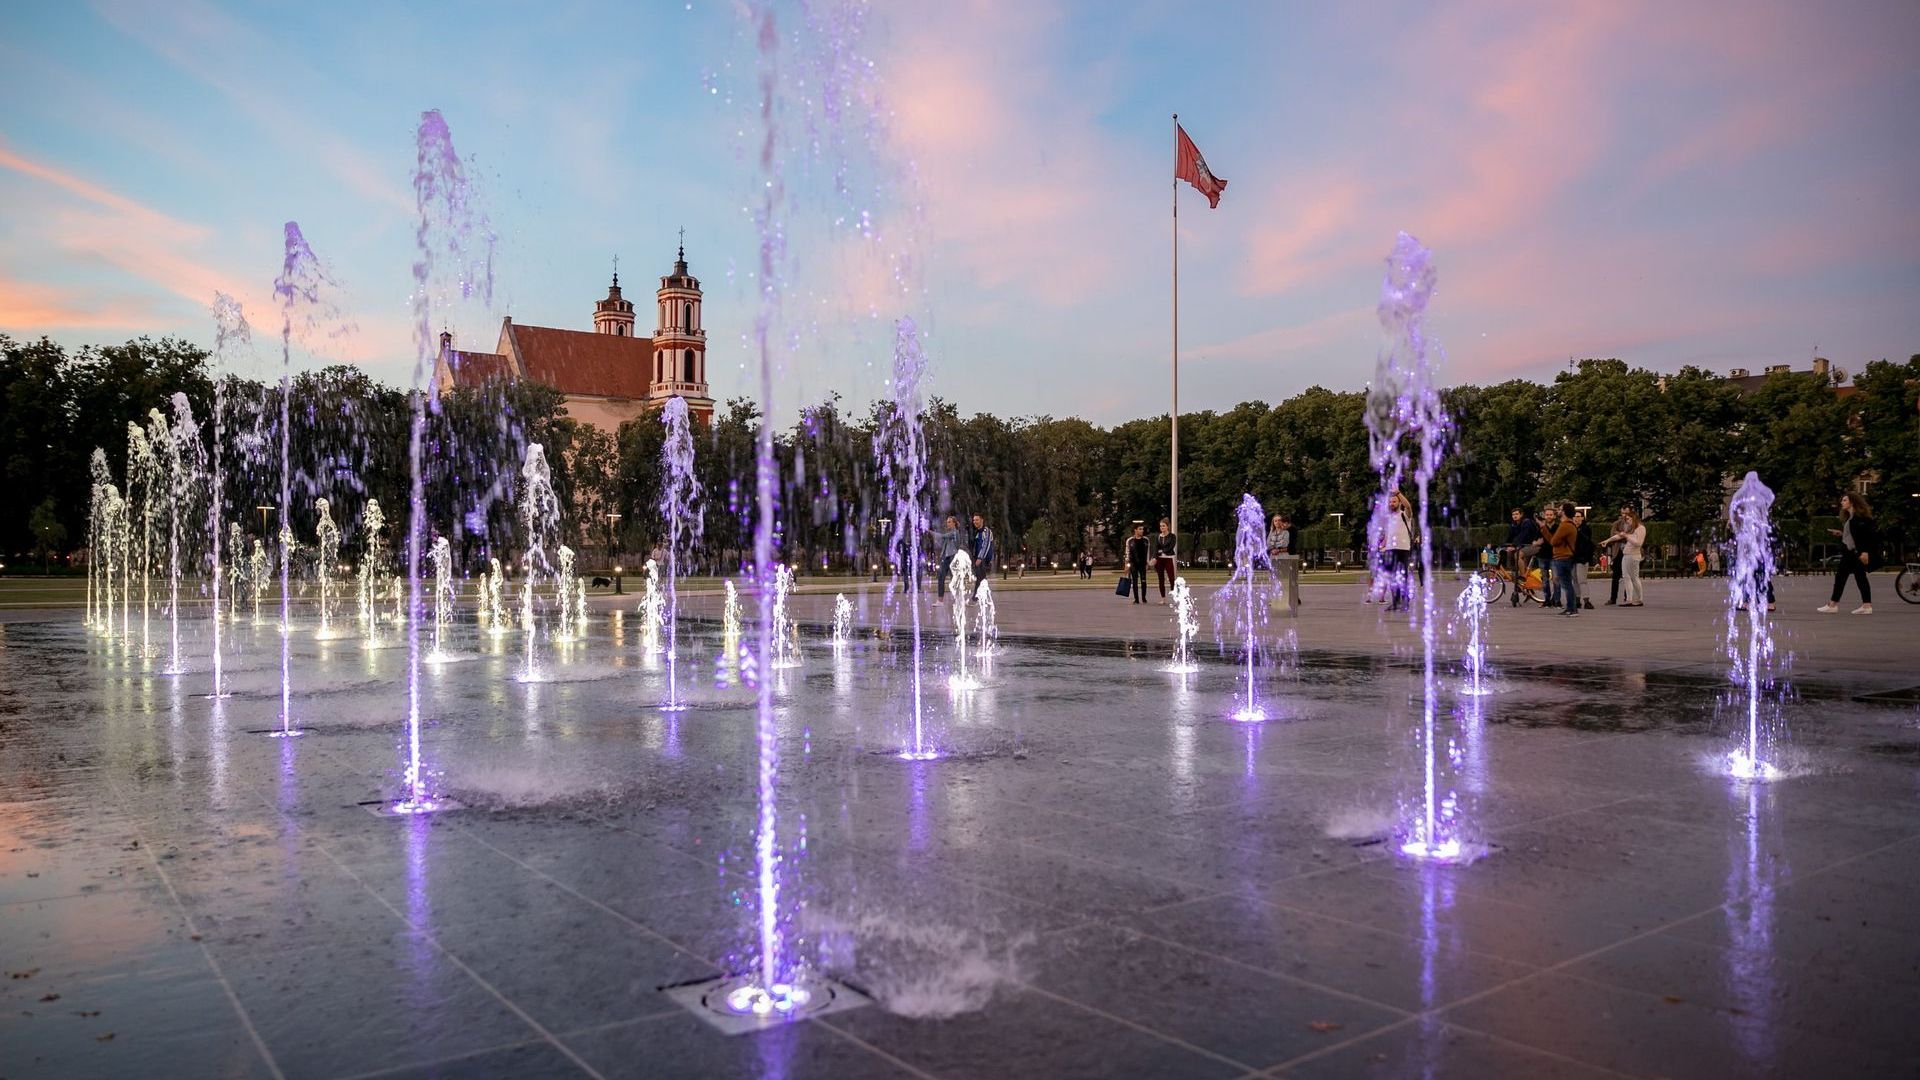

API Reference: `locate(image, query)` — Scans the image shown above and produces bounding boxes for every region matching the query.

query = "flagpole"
[1171,113,1180,552]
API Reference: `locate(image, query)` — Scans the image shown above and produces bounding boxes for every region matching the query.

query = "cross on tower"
[612,254,619,285]
[677,226,686,258]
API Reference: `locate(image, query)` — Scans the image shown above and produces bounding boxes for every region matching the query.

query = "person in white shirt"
[1382,490,1414,613]
[1600,508,1647,607]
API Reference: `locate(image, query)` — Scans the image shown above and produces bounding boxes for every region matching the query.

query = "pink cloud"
[0,274,159,331]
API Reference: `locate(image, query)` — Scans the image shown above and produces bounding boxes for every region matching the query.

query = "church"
[434,243,716,430]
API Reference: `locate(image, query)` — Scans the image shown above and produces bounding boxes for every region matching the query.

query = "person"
[1601,508,1646,607]
[1123,523,1150,605]
[1571,509,1596,610]
[1382,491,1414,613]
[1818,490,1878,614]
[969,513,995,600]
[1606,503,1633,605]
[932,515,961,601]
[1153,518,1178,601]
[1268,511,1302,617]
[1537,503,1579,617]
[1502,507,1542,607]
[1079,551,1094,579]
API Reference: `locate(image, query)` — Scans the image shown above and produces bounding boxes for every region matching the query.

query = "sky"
[2,0,1917,425]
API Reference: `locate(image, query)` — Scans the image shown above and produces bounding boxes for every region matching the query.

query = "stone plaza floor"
[2,573,1916,1078]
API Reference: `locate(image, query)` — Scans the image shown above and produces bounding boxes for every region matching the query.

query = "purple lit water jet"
[659,395,703,709]
[1212,494,1278,722]
[875,317,936,752]
[1724,471,1782,781]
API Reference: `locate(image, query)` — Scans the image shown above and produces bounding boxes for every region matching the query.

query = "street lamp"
[256,505,275,537]
[606,511,623,594]
[873,517,892,583]
[1329,512,1345,572]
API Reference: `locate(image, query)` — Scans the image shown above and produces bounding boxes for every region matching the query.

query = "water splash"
[555,546,577,642]
[127,416,159,660]
[1725,471,1782,781]
[1456,572,1494,696]
[207,292,249,695]
[88,450,111,634]
[947,552,978,694]
[975,579,998,659]
[1211,495,1278,722]
[161,394,204,677]
[1168,576,1199,674]
[249,539,267,622]
[484,557,507,636]
[638,560,664,656]
[831,593,854,652]
[723,578,743,643]
[659,396,704,708]
[1365,233,1467,862]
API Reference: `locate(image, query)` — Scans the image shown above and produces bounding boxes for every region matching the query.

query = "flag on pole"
[1175,124,1228,208]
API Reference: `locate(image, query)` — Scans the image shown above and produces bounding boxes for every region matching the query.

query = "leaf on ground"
[1309,1020,1344,1033]
[9,969,39,979]
[75,1010,101,1018]
[1661,995,1685,1004]
[39,993,59,1002]
[96,1032,115,1041]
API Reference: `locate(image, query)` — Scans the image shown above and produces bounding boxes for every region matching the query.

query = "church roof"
[444,348,513,385]
[510,323,655,400]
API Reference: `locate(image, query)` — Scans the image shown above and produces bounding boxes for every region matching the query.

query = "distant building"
[1722,357,1855,398]
[434,244,715,430]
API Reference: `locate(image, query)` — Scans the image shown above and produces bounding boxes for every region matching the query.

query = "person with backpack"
[1818,490,1878,614]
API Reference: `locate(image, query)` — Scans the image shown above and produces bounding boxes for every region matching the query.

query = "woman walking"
[1601,508,1646,607]
[1818,491,1878,614]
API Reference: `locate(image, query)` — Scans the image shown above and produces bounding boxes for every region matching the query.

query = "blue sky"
[3,0,1917,424]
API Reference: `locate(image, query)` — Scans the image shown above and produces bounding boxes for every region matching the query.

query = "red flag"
[1175,123,1228,208]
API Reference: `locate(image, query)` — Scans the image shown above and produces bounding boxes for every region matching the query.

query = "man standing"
[1124,523,1151,605]
[1571,509,1596,610]
[1537,503,1579,617]
[933,515,961,601]
[1606,503,1632,605]
[1268,511,1302,617]
[969,513,995,599]
[1153,518,1179,602]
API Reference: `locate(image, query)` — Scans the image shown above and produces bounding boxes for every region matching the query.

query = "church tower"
[593,266,636,337]
[649,238,714,423]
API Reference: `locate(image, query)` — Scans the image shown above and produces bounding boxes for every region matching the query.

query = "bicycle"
[1897,562,1920,605]
[1473,547,1547,606]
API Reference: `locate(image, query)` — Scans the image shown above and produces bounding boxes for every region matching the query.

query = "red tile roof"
[510,324,655,400]
[445,349,513,387]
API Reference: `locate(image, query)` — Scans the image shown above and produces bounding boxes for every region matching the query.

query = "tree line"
[5,331,1915,574]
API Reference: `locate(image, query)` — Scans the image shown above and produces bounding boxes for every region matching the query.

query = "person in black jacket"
[1571,509,1597,610]
[1153,518,1179,600]
[1502,507,1542,607]
[1818,490,1879,614]
[1124,523,1151,605]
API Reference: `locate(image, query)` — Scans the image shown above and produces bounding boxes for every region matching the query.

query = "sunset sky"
[2,0,1916,424]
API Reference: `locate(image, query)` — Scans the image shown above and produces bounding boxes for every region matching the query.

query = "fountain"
[1456,572,1494,696]
[208,292,248,696]
[947,552,978,693]
[1168,576,1199,674]
[831,593,853,651]
[428,535,454,662]
[574,575,588,637]
[314,497,341,638]
[359,499,387,643]
[126,417,157,658]
[228,523,245,622]
[88,450,111,632]
[161,394,204,677]
[874,317,935,755]
[485,557,506,636]
[659,395,704,708]
[1724,471,1782,781]
[249,539,267,622]
[1365,232,1470,862]
[1211,495,1280,722]
[770,564,801,670]
[555,545,577,642]
[723,578,742,643]
[517,443,561,683]
[975,578,998,658]
[638,560,664,656]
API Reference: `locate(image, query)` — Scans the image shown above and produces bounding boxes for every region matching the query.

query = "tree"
[29,497,66,573]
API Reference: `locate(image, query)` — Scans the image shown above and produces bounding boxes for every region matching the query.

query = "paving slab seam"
[101,771,290,1080]
[807,1015,951,1080]
[1254,1017,1648,1080]
[551,1007,718,1041]
[324,1036,560,1080]
[1353,828,1920,1072]
[1095,919,1422,1019]
[1250,894,1558,973]
[1010,979,1265,1075]
[261,788,612,1080]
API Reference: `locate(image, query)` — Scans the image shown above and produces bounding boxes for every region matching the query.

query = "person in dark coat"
[969,513,995,599]
[1818,490,1879,614]
[1124,524,1151,605]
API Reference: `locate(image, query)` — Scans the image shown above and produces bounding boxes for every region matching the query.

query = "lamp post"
[256,505,275,537]
[1329,512,1345,571]
[606,511,623,594]
[873,517,891,583]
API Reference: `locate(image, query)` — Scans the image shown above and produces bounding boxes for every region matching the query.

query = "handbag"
[1115,575,1132,598]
